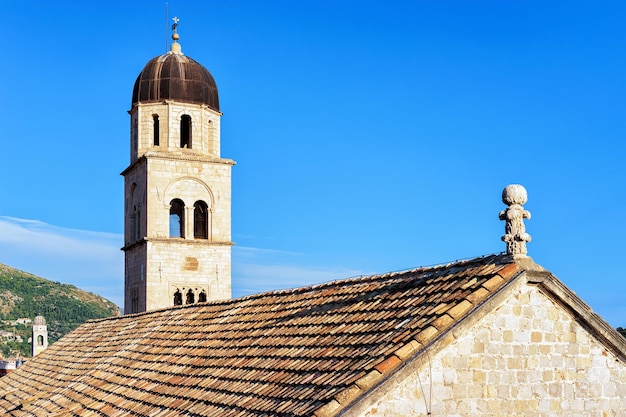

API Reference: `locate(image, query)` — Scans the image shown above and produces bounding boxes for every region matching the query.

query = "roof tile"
[482,274,506,291]
[447,300,473,319]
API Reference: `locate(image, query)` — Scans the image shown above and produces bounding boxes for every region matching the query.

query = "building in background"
[0,359,23,377]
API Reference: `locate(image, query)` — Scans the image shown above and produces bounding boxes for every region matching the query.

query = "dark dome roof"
[132,52,219,111]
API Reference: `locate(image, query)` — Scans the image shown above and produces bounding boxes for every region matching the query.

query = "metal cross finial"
[499,184,532,257]
[169,16,182,53]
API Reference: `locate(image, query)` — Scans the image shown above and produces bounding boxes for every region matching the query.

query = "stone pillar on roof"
[499,184,531,258]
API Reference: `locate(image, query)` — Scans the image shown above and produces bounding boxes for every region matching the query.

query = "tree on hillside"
[618,327,626,338]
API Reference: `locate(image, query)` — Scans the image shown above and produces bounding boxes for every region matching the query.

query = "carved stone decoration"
[499,184,531,257]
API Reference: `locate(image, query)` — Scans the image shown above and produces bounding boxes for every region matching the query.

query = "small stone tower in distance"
[122,20,234,314]
[31,315,48,357]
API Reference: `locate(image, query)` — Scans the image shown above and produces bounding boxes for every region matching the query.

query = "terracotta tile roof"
[0,253,521,416]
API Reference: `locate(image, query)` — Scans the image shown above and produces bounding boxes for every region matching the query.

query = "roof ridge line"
[87,253,509,323]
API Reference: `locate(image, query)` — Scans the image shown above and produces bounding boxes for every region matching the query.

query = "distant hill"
[0,263,120,357]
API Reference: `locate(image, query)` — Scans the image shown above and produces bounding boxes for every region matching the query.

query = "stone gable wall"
[356,282,626,416]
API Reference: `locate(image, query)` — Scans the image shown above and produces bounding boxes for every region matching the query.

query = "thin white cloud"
[0,216,120,257]
[0,216,124,307]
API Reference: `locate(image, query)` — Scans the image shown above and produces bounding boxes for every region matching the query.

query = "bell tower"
[122,21,234,314]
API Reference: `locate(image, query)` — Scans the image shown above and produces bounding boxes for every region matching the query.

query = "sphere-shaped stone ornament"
[502,184,528,206]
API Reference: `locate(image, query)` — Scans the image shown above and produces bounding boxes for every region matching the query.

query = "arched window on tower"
[173,290,183,306]
[186,289,195,304]
[194,201,209,239]
[208,119,216,153]
[181,115,192,148]
[136,208,141,241]
[131,287,139,313]
[169,199,185,238]
[198,290,207,303]
[153,115,160,146]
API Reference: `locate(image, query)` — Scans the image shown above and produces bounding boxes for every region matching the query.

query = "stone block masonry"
[359,281,626,416]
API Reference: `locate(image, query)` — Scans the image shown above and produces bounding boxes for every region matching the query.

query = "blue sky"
[1,1,625,326]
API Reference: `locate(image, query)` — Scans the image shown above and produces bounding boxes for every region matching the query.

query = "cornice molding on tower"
[120,153,236,176]
[122,238,234,252]
[143,150,236,166]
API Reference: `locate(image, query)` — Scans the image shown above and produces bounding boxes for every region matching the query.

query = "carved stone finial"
[499,184,531,257]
